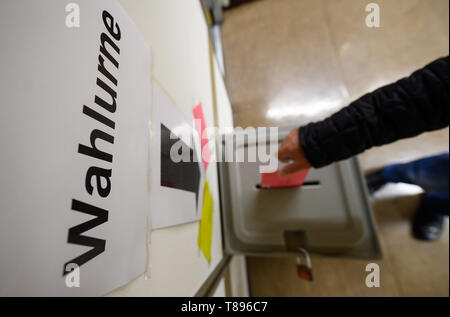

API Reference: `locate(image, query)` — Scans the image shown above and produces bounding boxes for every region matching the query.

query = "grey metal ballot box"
[217,126,382,259]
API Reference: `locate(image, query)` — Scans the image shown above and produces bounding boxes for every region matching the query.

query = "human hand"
[277,127,312,176]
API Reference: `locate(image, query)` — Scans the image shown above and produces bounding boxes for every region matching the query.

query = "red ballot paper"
[260,168,310,188]
[193,103,211,171]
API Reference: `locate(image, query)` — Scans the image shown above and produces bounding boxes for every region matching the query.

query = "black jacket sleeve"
[299,56,449,168]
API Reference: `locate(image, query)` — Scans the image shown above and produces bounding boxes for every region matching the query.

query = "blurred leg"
[382,153,449,193]
[374,153,449,241]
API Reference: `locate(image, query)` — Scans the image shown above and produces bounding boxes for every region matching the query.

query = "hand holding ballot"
[277,127,312,176]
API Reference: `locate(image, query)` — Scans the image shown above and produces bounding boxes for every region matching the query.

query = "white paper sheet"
[0,0,151,296]
[150,83,204,229]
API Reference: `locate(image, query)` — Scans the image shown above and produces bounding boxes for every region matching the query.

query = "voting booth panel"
[0,0,230,296]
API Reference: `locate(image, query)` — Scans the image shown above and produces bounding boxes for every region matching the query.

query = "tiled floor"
[222,0,449,296]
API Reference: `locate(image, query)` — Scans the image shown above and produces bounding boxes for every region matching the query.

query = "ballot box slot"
[254,180,320,190]
[302,180,320,187]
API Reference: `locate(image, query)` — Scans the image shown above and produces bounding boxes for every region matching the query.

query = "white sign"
[0,0,151,296]
[150,84,204,229]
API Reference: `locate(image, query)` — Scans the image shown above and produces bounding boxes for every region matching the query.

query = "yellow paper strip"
[197,181,214,262]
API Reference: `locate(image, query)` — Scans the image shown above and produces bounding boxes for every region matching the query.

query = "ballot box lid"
[217,126,382,259]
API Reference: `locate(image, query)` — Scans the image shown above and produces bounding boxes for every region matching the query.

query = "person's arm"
[278,56,449,175]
